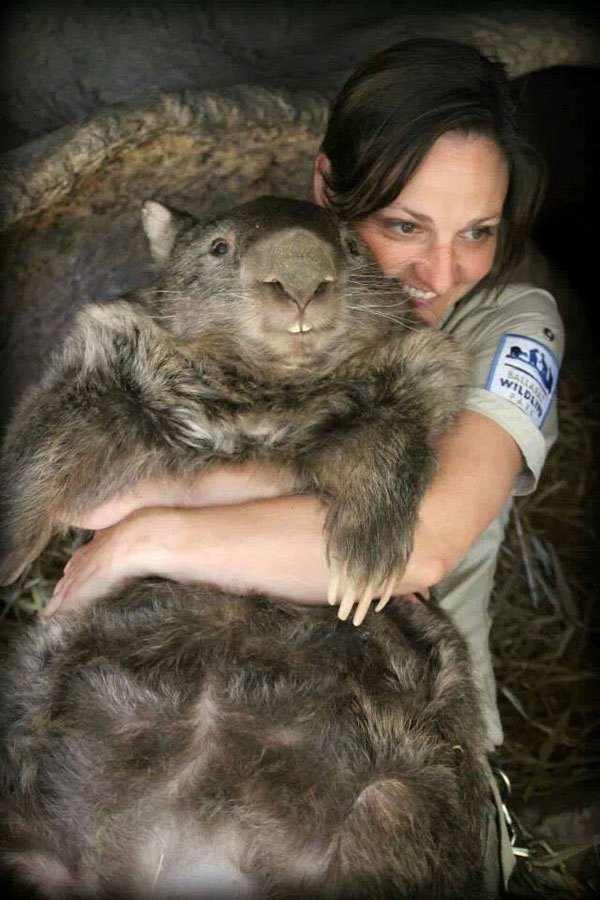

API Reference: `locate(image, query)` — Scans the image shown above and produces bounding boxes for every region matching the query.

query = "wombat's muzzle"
[242,228,339,312]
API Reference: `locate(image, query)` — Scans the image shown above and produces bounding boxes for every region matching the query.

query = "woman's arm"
[70,461,297,530]
[409,408,523,582]
[46,410,522,619]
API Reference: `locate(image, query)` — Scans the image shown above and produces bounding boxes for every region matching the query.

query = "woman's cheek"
[362,234,416,277]
[464,240,497,282]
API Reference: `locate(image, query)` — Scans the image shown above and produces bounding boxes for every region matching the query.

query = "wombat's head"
[141,196,411,369]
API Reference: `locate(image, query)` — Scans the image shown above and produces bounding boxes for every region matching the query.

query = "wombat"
[0,198,489,898]
[0,196,469,618]
[0,583,491,899]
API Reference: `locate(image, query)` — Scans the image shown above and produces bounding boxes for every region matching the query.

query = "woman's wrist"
[126,497,331,604]
[121,506,210,585]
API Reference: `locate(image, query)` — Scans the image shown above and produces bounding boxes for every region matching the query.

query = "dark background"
[1,0,532,151]
[1,1,599,148]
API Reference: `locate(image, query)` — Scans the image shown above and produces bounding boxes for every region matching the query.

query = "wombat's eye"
[346,238,360,256]
[210,239,230,257]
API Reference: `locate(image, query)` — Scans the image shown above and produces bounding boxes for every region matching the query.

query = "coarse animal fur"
[0,197,488,898]
[0,583,492,899]
[0,196,469,595]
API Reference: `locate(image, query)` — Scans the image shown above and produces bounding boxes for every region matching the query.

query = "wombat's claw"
[328,561,397,627]
[327,565,341,608]
[352,574,396,625]
[375,590,394,613]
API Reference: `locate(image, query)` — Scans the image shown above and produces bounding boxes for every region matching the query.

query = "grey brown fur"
[0,197,488,898]
[0,196,468,592]
[0,584,491,899]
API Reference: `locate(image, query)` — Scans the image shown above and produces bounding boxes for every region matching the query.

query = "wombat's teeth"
[288,321,313,334]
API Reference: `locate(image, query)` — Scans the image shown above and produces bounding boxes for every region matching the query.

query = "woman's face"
[314,132,509,324]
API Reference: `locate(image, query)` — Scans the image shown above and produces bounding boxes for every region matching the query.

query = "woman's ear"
[312,153,332,208]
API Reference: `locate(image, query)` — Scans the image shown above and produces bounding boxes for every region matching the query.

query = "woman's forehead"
[383,133,508,222]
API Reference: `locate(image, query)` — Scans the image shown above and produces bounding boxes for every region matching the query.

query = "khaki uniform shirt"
[436,283,565,749]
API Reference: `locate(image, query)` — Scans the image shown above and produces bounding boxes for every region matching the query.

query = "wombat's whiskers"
[152,851,165,890]
[147,290,189,295]
[346,304,420,333]
[147,312,178,321]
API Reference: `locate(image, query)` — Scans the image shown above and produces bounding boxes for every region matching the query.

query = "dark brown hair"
[320,38,546,296]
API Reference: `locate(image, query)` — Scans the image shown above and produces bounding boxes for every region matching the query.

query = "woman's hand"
[43,512,156,617]
[46,463,301,615]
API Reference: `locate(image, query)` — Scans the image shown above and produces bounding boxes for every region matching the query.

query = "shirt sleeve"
[457,286,565,495]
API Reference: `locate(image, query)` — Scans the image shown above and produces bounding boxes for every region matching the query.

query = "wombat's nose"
[245,227,338,311]
[263,275,334,311]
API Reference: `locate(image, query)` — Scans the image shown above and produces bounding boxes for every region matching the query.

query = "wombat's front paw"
[325,503,413,626]
[327,559,399,626]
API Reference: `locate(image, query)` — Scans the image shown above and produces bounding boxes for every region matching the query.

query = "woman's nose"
[414,243,458,296]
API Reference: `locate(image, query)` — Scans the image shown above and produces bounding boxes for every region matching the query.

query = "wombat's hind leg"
[328,774,483,899]
[328,777,417,896]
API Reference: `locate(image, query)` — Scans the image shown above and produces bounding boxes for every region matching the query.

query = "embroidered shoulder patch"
[486,333,560,428]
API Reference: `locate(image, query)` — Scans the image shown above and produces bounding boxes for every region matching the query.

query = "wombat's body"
[0,583,490,899]
[0,197,484,897]
[0,197,468,600]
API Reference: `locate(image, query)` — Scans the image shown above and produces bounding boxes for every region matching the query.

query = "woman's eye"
[389,220,418,236]
[463,226,493,242]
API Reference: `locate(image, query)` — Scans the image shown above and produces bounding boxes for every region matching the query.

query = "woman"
[47,38,563,761]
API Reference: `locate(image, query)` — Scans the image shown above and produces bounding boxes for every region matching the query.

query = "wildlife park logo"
[486,333,559,428]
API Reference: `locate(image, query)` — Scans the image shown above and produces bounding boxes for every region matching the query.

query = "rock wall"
[2,0,598,150]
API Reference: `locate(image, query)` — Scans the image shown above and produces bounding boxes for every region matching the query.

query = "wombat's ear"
[142,200,195,264]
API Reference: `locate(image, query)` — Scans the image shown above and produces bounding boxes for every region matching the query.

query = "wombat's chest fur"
[1,195,468,603]
[61,301,415,461]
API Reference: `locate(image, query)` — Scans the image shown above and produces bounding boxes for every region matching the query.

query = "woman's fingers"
[42,529,125,616]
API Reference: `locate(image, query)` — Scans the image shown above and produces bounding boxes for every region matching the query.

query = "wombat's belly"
[125,815,332,899]
[0,581,489,899]
[123,820,258,898]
